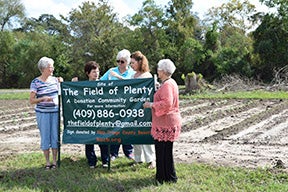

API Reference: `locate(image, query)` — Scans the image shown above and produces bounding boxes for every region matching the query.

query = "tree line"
[0,0,287,88]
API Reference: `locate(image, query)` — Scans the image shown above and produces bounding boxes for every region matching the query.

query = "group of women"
[29,49,182,184]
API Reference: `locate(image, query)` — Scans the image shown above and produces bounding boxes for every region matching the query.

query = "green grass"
[0,89,29,100]
[1,153,288,192]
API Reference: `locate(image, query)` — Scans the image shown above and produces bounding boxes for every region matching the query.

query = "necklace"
[161,78,170,84]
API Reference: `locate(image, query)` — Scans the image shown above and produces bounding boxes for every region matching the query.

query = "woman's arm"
[110,71,123,80]
[29,92,52,105]
[152,84,174,116]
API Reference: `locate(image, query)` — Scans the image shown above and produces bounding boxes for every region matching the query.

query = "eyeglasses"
[116,60,125,64]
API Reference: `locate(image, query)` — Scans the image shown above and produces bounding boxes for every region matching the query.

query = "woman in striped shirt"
[30,56,63,170]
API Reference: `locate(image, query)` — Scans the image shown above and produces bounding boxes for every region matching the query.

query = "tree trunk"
[185,73,200,92]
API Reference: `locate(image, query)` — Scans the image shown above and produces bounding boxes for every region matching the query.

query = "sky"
[21,0,271,20]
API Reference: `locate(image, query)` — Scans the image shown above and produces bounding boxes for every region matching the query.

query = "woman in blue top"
[30,57,63,170]
[100,49,135,161]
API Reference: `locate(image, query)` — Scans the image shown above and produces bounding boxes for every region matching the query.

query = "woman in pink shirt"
[143,59,181,184]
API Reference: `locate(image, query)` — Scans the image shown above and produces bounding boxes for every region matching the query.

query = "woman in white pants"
[130,51,156,169]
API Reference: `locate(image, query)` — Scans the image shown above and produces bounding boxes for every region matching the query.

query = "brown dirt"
[1,98,288,170]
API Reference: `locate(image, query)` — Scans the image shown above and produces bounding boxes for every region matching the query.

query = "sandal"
[45,165,50,170]
[50,164,57,169]
[148,161,156,169]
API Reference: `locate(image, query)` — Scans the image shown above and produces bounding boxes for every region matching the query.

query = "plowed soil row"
[1,99,288,170]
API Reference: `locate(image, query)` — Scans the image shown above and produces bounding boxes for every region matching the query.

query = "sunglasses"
[116,60,125,64]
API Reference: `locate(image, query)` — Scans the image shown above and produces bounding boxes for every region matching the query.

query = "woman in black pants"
[143,59,182,184]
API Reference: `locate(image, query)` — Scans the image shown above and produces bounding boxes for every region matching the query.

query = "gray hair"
[157,59,176,76]
[38,56,54,72]
[117,49,131,64]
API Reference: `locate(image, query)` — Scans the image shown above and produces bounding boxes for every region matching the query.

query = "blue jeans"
[36,111,58,150]
[98,144,134,162]
[85,144,97,166]
[99,144,109,164]
[110,144,133,158]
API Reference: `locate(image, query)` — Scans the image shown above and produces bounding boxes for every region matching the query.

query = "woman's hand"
[71,77,78,82]
[110,71,123,80]
[143,102,153,109]
[57,77,64,82]
[42,96,53,102]
[30,93,52,104]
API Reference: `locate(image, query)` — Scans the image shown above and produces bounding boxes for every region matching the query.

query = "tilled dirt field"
[1,98,288,170]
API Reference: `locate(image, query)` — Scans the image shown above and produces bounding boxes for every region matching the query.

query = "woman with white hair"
[100,49,135,161]
[100,49,135,80]
[30,56,63,170]
[143,59,182,184]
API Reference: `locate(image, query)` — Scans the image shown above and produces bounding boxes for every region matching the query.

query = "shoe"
[155,179,163,185]
[45,165,50,170]
[89,165,95,169]
[110,156,116,161]
[50,164,57,169]
[127,154,134,160]
[148,161,156,169]
[130,161,142,167]
[102,164,108,168]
